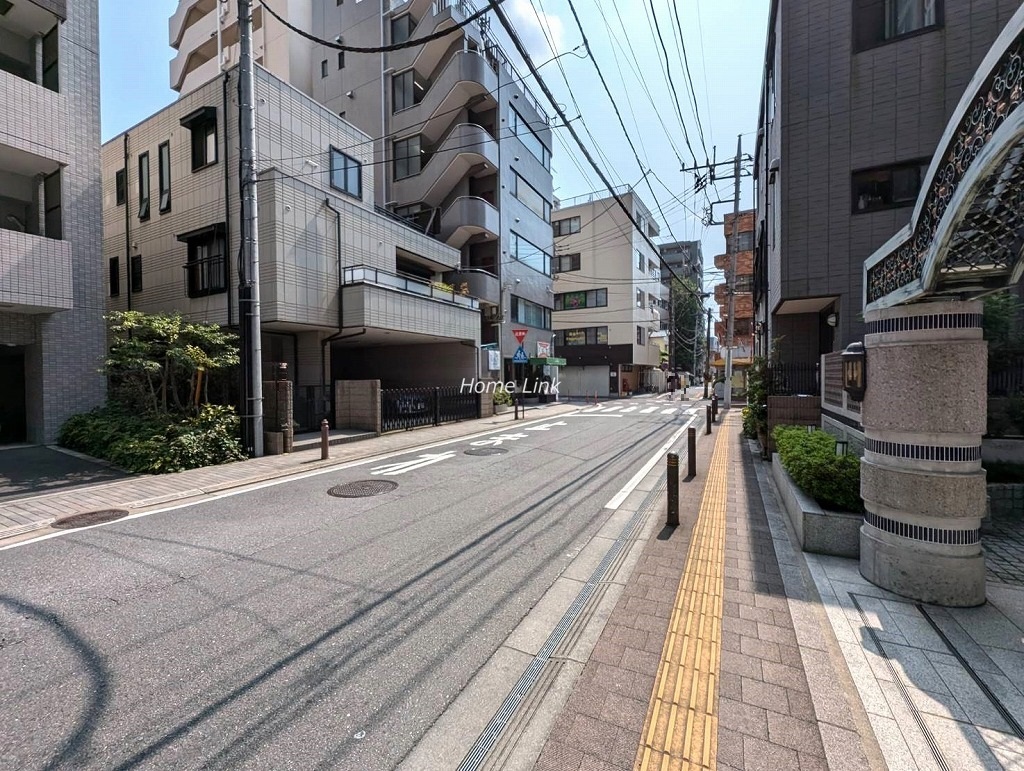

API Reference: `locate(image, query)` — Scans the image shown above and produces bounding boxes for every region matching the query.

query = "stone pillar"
[859,299,988,606]
[32,35,43,86]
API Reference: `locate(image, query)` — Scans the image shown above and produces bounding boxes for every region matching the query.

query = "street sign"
[536,340,550,357]
[488,349,500,370]
[513,328,528,344]
[512,346,529,363]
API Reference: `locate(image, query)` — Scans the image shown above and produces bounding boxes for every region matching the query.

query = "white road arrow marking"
[470,433,529,447]
[525,421,568,431]
[640,407,657,414]
[370,452,456,476]
[660,408,678,415]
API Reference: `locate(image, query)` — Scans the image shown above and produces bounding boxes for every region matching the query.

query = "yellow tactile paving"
[635,416,733,771]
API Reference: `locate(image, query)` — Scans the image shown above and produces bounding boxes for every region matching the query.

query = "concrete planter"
[494,404,511,414]
[771,453,862,558]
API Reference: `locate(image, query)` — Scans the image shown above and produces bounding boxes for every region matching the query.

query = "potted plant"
[493,387,513,414]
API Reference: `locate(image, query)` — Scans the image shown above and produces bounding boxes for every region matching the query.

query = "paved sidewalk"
[0,403,578,543]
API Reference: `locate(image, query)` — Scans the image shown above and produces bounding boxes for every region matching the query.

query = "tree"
[105,311,240,414]
[669,277,706,377]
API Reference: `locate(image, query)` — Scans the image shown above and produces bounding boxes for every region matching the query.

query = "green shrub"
[493,387,513,406]
[59,403,246,474]
[773,425,863,513]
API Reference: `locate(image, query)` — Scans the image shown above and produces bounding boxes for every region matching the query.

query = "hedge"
[773,425,863,513]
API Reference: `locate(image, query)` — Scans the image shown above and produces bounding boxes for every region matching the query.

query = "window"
[393,136,421,179]
[338,51,345,69]
[636,288,644,308]
[184,228,227,297]
[183,108,218,171]
[509,106,551,169]
[44,170,61,239]
[321,59,329,78]
[511,295,552,329]
[158,141,171,213]
[554,289,607,310]
[108,257,120,297]
[130,254,143,293]
[42,25,58,92]
[510,231,552,275]
[637,250,645,272]
[555,326,608,346]
[115,169,126,206]
[553,253,581,273]
[648,293,657,308]
[854,0,940,50]
[392,14,414,44]
[726,231,754,252]
[138,152,150,220]
[648,259,658,279]
[552,216,580,237]
[637,326,645,345]
[392,70,419,111]
[852,159,929,213]
[511,173,551,222]
[330,147,362,199]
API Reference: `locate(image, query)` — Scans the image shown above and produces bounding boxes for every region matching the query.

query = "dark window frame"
[554,288,607,311]
[189,118,218,172]
[138,152,150,221]
[158,141,171,213]
[184,228,227,298]
[555,326,609,346]
[329,147,362,199]
[553,253,581,273]
[552,216,580,237]
[130,254,143,293]
[393,135,421,179]
[510,294,553,329]
[115,169,126,206]
[851,158,930,214]
[510,230,552,276]
[108,256,120,297]
[391,13,414,44]
[321,59,329,78]
[853,0,943,53]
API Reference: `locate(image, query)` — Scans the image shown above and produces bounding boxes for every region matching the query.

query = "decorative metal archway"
[864,6,1024,310]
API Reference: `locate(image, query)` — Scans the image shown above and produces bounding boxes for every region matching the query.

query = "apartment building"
[0,0,105,444]
[167,0,556,382]
[658,239,703,288]
[551,189,665,398]
[753,0,1022,365]
[101,65,479,429]
[713,210,754,382]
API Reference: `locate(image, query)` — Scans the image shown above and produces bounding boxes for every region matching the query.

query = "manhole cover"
[464,447,509,456]
[328,480,399,498]
[52,509,130,529]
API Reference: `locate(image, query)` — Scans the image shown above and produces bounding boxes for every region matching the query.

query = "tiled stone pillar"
[859,299,987,607]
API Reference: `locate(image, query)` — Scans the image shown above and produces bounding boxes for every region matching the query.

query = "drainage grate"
[464,448,509,456]
[52,509,130,529]
[327,480,399,498]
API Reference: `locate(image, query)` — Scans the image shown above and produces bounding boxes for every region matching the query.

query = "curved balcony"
[390,123,498,208]
[389,0,482,78]
[443,267,500,306]
[439,196,499,249]
[170,0,217,49]
[392,50,497,143]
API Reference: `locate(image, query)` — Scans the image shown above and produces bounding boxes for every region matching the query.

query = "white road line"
[620,406,638,413]
[566,414,624,418]
[581,406,604,413]
[686,408,700,415]
[601,405,624,413]
[660,408,677,415]
[640,407,657,414]
[604,416,697,510]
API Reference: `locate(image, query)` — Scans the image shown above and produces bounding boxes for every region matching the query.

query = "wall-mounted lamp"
[346,91,354,98]
[826,312,838,327]
[841,341,866,402]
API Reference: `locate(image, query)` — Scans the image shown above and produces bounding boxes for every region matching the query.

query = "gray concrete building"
[102,65,479,430]
[753,0,1022,364]
[0,0,105,444]
[658,239,702,289]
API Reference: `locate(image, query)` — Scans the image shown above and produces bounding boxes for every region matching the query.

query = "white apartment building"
[0,0,105,444]
[551,188,666,398]
[101,65,480,430]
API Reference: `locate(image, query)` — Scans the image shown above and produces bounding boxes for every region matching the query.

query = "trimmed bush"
[773,425,863,513]
[59,404,246,474]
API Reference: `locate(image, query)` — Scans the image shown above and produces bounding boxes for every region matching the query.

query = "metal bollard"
[667,453,679,526]
[320,418,330,460]
[706,405,712,435]
[712,394,719,422]
[688,427,697,478]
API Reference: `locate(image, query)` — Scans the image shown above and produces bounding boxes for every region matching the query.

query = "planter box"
[494,404,511,414]
[771,453,861,558]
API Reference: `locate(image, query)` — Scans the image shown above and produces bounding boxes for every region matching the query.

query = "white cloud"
[505,0,567,60]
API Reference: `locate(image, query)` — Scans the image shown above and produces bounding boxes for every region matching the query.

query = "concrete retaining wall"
[334,380,381,434]
[771,453,861,558]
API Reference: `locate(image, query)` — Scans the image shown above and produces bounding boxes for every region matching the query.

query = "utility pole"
[668,281,675,386]
[692,302,700,391]
[238,0,264,457]
[704,307,712,399]
[724,134,742,410]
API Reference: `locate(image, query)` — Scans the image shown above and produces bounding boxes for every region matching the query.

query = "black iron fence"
[990,351,1024,396]
[294,385,330,432]
[381,386,480,433]
[765,363,819,396]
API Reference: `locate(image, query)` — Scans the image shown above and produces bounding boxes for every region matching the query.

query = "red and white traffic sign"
[513,328,528,344]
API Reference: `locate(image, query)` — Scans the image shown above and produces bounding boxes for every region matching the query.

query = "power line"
[669,1,709,156]
[260,0,504,53]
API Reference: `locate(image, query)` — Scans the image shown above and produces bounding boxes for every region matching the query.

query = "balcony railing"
[342,265,480,310]
[182,254,227,298]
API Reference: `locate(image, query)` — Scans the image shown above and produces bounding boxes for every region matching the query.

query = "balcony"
[390,123,498,208]
[391,50,498,142]
[0,229,72,313]
[439,196,499,249]
[170,14,254,91]
[389,0,482,77]
[443,267,500,306]
[341,265,480,341]
[169,0,217,48]
[0,70,70,166]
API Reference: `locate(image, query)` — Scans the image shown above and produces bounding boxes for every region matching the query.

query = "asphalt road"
[0,400,701,770]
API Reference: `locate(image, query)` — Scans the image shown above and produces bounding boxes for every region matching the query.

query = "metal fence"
[294,385,330,432]
[766,363,819,396]
[381,386,479,433]
[990,351,1024,396]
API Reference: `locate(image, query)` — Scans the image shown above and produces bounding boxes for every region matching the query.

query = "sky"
[99,0,770,300]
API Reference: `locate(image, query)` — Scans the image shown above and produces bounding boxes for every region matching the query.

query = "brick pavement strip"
[0,404,580,543]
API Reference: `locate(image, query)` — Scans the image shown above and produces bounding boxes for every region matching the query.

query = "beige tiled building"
[0,0,105,444]
[102,65,480,429]
[550,189,666,398]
